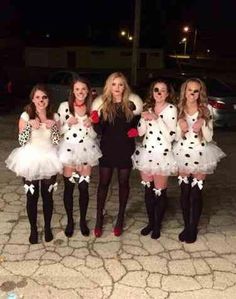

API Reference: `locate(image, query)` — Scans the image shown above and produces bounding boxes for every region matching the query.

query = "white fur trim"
[91,96,103,116]
[91,94,143,116]
[129,93,143,115]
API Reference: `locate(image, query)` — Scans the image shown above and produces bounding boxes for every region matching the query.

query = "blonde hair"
[178,78,210,122]
[101,72,133,122]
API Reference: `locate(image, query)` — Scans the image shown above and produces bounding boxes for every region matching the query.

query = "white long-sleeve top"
[138,103,177,150]
[57,102,97,143]
[175,104,213,146]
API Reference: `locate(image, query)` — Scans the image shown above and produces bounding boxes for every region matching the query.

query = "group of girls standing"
[5,72,225,245]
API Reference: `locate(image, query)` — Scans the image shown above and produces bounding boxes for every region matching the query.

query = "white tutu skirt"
[173,141,226,174]
[5,144,63,181]
[132,144,178,176]
[58,139,102,167]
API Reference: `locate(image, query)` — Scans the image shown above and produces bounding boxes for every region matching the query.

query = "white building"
[25,46,164,70]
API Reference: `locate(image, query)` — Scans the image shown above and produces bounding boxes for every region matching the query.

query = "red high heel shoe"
[94,227,103,238]
[113,227,123,237]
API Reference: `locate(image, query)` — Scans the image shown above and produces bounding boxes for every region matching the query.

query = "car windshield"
[203,78,235,96]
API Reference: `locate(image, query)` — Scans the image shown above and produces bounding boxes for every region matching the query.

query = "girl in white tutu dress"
[132,79,178,239]
[57,77,101,237]
[173,78,226,243]
[6,84,62,244]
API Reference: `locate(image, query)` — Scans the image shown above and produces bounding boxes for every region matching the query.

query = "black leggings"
[96,166,131,228]
[24,175,57,229]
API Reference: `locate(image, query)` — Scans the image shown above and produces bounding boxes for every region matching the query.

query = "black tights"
[95,167,131,228]
[24,175,56,243]
[63,176,90,236]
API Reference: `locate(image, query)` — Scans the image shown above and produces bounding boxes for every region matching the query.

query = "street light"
[120,30,133,42]
[183,26,189,33]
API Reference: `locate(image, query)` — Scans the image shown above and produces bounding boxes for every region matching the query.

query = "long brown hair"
[68,77,92,116]
[144,79,175,111]
[101,72,133,122]
[25,84,54,119]
[178,78,210,122]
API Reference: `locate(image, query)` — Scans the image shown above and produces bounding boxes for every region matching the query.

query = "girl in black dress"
[91,72,143,237]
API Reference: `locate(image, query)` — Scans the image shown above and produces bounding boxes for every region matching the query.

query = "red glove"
[127,128,138,138]
[90,110,99,124]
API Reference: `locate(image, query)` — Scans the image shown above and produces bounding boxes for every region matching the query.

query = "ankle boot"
[29,226,38,244]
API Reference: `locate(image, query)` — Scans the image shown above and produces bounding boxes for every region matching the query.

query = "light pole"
[180,37,187,55]
[131,0,141,87]
[182,26,198,56]
[193,28,198,56]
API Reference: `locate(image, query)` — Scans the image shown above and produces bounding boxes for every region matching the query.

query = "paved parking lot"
[0,113,235,299]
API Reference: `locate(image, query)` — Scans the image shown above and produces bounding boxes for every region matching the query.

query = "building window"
[139,53,147,68]
[67,51,76,68]
[120,51,132,56]
[150,52,160,57]
[91,51,104,55]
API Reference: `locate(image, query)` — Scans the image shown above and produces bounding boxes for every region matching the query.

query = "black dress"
[94,103,140,168]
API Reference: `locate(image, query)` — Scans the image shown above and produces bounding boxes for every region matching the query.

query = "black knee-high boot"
[151,188,167,239]
[78,177,90,236]
[185,180,203,243]
[41,175,57,242]
[24,179,40,244]
[63,176,75,237]
[178,176,192,242]
[140,181,155,236]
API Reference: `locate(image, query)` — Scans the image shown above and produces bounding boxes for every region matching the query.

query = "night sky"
[1,0,236,57]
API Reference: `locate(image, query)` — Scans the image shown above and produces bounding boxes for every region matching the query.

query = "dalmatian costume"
[6,112,63,181]
[57,101,102,168]
[173,105,225,174]
[132,103,178,175]
[5,111,62,244]
[174,105,226,244]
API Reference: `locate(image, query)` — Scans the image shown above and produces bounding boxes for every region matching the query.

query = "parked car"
[46,71,108,106]
[135,73,236,127]
[0,68,14,113]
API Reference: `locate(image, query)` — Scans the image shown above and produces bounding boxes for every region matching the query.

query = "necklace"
[74,101,85,108]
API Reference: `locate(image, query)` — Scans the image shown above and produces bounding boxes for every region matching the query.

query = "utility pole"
[192,28,198,57]
[131,0,141,87]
